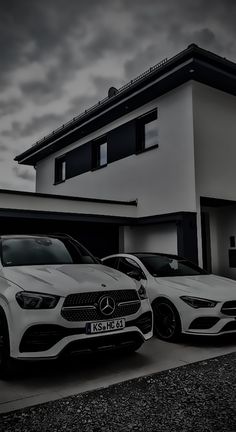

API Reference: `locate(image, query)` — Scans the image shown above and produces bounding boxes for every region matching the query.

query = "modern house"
[2,43,236,279]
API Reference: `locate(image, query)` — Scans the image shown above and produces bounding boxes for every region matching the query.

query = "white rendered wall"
[192,83,236,269]
[36,83,197,218]
[123,223,178,254]
[193,82,236,201]
[0,191,137,218]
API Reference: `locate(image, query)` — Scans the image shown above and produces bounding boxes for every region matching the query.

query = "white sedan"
[102,253,236,341]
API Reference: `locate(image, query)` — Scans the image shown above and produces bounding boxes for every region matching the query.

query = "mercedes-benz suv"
[0,235,152,378]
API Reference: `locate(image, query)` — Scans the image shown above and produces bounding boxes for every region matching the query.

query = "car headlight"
[180,296,218,308]
[138,285,148,300]
[16,291,60,309]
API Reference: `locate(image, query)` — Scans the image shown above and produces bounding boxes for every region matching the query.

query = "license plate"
[86,318,125,334]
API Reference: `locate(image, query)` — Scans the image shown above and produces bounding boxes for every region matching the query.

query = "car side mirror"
[95,257,102,264]
[127,270,144,281]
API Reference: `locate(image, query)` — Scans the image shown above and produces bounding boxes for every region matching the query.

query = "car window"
[1,237,97,267]
[103,257,118,269]
[137,254,208,277]
[118,257,143,276]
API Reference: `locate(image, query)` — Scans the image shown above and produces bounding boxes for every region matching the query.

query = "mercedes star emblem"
[99,296,116,316]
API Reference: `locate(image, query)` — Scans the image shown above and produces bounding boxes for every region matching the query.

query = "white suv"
[0,235,152,378]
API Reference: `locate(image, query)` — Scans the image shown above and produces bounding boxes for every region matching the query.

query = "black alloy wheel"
[152,299,181,342]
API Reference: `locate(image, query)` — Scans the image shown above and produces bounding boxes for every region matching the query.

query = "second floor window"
[98,142,107,166]
[55,158,66,183]
[137,109,158,152]
[93,138,107,169]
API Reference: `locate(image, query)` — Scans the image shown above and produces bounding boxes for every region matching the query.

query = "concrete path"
[1,334,236,414]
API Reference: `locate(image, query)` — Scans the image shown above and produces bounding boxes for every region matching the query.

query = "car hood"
[155,274,236,301]
[3,264,137,296]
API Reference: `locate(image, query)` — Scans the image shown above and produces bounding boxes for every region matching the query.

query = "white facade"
[193,82,236,202]
[33,82,236,276]
[15,45,236,277]
[36,83,196,218]
[123,224,178,254]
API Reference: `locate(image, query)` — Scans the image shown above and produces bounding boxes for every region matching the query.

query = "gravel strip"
[0,352,236,432]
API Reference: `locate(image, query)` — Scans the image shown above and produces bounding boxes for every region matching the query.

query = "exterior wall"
[0,191,137,218]
[123,223,178,254]
[36,83,197,218]
[193,82,236,201]
[193,82,236,269]
[202,206,236,280]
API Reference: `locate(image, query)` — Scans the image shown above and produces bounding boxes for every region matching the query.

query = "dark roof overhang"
[15,44,236,166]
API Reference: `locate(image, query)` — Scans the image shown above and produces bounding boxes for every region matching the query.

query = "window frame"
[136,108,159,154]
[92,135,108,170]
[54,156,66,184]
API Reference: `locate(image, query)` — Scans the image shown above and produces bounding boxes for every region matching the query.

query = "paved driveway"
[1,335,236,414]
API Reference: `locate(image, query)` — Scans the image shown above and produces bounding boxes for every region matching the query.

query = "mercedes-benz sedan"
[102,252,236,341]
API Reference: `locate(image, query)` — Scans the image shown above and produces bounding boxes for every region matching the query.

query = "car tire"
[0,311,15,380]
[152,299,181,342]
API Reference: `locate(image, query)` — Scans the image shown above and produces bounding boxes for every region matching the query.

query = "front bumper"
[179,299,236,336]
[9,298,152,359]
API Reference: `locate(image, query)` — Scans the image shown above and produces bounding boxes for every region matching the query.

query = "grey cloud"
[2,113,66,140]
[4,0,236,106]
[123,0,236,81]
[2,0,110,96]
[0,142,9,151]
[13,165,35,182]
[68,76,119,115]
[0,98,23,117]
[20,80,64,105]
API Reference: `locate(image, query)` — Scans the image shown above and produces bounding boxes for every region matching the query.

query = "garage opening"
[0,211,120,258]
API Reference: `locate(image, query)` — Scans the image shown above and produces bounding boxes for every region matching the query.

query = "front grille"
[63,290,139,307]
[221,301,236,316]
[62,290,141,322]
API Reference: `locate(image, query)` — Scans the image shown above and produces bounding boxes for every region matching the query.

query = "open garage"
[0,189,137,258]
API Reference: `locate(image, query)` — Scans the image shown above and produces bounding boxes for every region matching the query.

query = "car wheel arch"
[0,306,9,337]
[151,297,182,333]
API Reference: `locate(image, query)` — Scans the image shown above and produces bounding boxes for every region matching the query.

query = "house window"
[99,142,107,166]
[137,109,158,153]
[93,138,107,169]
[55,157,66,184]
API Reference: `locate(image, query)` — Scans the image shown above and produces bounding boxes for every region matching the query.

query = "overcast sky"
[0,0,235,191]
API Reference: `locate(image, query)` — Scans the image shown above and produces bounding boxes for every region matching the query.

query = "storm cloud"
[0,0,236,190]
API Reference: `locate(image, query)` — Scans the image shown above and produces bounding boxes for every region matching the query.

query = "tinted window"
[137,109,158,152]
[1,237,97,267]
[144,118,159,149]
[55,157,66,183]
[92,138,107,169]
[118,257,143,275]
[103,257,118,269]
[138,255,208,277]
[99,142,107,166]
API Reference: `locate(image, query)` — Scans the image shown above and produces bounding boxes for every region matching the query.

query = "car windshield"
[137,254,208,277]
[1,237,97,267]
